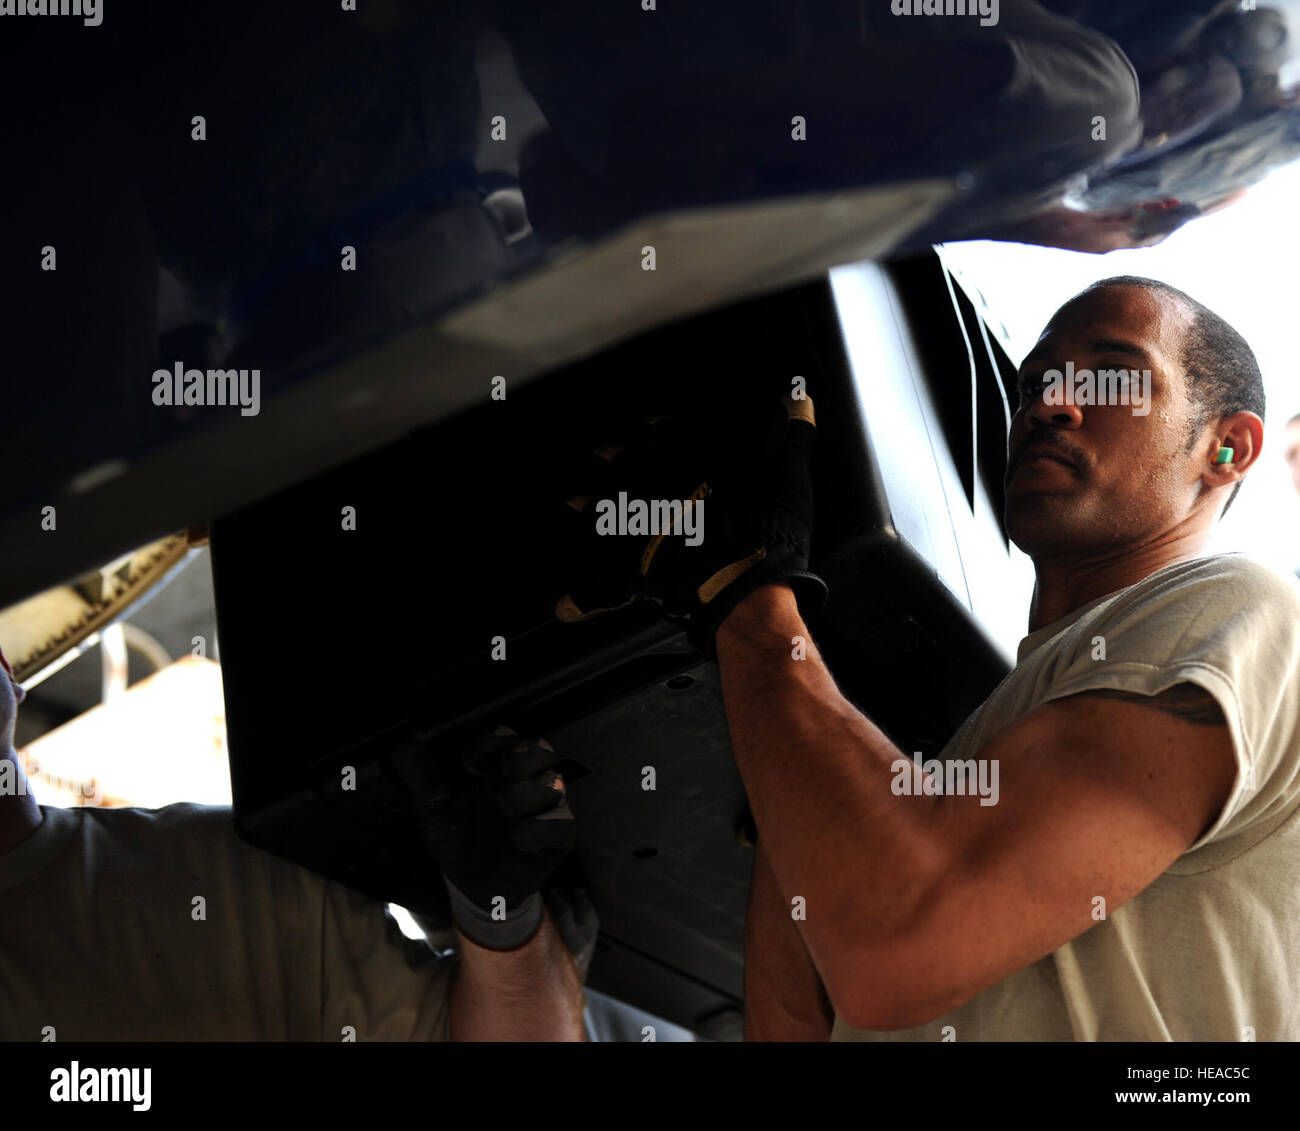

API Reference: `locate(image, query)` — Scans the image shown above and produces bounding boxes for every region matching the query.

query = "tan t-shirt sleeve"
[1035,556,1300,860]
[318,880,454,1042]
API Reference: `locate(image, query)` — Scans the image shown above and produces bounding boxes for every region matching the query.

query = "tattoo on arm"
[1079,684,1226,727]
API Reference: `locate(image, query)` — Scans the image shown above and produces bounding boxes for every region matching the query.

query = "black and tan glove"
[556,393,827,657]
[407,727,576,950]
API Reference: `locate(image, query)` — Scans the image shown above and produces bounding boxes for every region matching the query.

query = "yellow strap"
[639,482,708,577]
[785,395,816,425]
[697,548,766,605]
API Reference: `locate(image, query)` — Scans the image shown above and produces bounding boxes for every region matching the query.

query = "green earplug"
[1215,446,1234,465]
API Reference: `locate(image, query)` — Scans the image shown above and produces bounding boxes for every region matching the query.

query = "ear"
[1202,411,1265,490]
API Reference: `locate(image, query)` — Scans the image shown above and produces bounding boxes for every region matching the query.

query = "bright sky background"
[940,158,1300,577]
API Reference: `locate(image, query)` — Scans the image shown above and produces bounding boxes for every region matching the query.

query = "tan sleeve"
[1041,557,1300,854]
[319,880,454,1042]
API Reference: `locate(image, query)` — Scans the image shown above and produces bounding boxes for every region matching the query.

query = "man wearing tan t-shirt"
[557,273,1297,1040]
[725,276,1296,1040]
[0,646,586,1041]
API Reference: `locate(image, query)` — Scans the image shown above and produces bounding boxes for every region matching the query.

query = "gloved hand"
[409,726,576,950]
[556,393,828,657]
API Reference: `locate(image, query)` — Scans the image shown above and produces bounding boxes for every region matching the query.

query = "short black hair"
[1078,276,1265,517]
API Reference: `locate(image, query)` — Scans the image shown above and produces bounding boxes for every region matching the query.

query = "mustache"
[1008,434,1085,473]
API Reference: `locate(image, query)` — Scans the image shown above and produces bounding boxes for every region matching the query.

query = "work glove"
[556,393,828,657]
[407,726,576,950]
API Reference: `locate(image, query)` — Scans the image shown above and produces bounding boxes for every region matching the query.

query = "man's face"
[1004,286,1210,558]
[1284,420,1300,495]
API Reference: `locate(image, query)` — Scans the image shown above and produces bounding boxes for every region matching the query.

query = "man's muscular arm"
[716,583,1236,1031]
